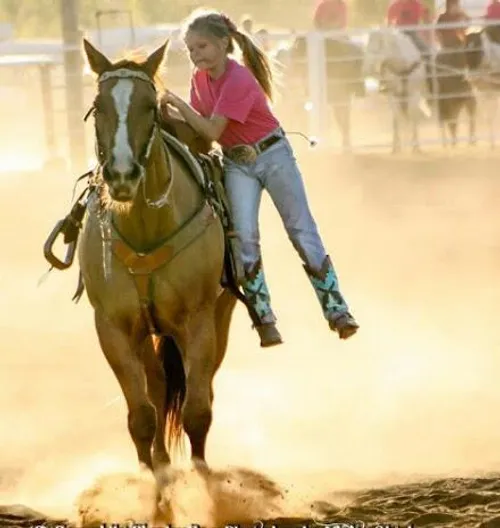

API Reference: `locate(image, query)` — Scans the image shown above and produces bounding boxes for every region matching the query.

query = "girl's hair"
[182,10,274,101]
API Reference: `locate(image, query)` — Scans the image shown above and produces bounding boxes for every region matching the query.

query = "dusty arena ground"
[3,133,500,527]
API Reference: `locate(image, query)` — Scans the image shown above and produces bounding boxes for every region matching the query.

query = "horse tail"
[159,335,186,454]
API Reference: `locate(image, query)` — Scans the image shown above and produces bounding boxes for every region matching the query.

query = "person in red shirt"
[385,0,433,93]
[485,0,500,43]
[486,0,500,20]
[435,0,469,50]
[313,0,347,31]
[387,0,432,55]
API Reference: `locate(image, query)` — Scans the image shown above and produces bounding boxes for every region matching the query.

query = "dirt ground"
[3,107,500,526]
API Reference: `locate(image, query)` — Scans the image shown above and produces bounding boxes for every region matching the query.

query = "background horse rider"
[312,0,365,149]
[435,0,470,66]
[435,0,476,144]
[484,0,500,44]
[313,0,347,31]
[386,0,433,91]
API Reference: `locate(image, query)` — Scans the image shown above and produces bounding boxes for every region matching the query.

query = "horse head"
[363,29,390,77]
[364,28,421,78]
[83,39,168,203]
[464,31,484,70]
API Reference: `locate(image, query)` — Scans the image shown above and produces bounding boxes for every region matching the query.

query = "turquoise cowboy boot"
[304,255,359,340]
[241,258,283,348]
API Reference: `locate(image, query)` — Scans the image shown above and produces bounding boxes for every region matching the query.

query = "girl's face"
[185,30,228,71]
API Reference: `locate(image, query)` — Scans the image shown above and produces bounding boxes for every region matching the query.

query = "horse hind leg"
[213,289,237,373]
[410,96,422,153]
[179,309,219,466]
[94,310,156,470]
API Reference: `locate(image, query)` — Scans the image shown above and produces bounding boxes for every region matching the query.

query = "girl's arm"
[162,92,228,142]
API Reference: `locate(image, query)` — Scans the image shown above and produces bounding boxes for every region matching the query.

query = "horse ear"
[83,38,112,76]
[143,40,169,78]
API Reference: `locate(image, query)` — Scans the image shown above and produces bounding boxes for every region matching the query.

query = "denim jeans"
[223,135,328,272]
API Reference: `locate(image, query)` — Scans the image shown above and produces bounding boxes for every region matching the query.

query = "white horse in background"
[363,27,431,153]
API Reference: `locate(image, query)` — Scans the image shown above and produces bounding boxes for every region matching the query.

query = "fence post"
[306,30,328,146]
[60,0,87,173]
[39,64,57,164]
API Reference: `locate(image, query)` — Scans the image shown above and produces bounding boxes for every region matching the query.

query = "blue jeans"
[223,133,353,327]
[223,135,327,272]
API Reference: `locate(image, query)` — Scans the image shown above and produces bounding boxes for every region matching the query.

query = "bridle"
[85,67,174,209]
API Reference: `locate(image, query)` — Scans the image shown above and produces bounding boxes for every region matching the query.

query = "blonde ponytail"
[231,30,274,102]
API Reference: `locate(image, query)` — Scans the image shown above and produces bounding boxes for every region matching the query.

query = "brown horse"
[435,45,477,146]
[79,39,237,476]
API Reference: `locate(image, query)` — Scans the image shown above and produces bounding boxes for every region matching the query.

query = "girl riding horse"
[160,10,359,347]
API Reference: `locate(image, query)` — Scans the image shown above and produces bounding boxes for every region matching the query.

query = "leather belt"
[223,128,285,163]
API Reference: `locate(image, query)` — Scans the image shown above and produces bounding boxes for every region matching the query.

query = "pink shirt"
[486,1,500,19]
[189,58,280,148]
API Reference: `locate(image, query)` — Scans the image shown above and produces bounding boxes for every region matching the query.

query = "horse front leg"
[410,96,422,153]
[142,336,170,469]
[467,97,478,146]
[332,89,352,152]
[486,92,498,149]
[449,120,458,147]
[94,310,156,470]
[392,102,402,154]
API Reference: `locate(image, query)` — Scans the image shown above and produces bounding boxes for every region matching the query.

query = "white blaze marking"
[111,79,134,175]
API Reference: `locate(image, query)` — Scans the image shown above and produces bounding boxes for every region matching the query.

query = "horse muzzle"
[104,159,142,179]
[109,184,136,202]
[102,160,144,202]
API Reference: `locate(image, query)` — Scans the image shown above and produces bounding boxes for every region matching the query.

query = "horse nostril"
[126,162,142,181]
[102,162,114,182]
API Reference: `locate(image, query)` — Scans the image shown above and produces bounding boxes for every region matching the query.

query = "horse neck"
[484,32,500,67]
[112,131,202,252]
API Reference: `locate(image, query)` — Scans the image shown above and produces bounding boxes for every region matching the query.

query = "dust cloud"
[2,101,500,526]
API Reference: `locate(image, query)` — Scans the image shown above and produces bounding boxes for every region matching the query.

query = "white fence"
[270,19,500,152]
